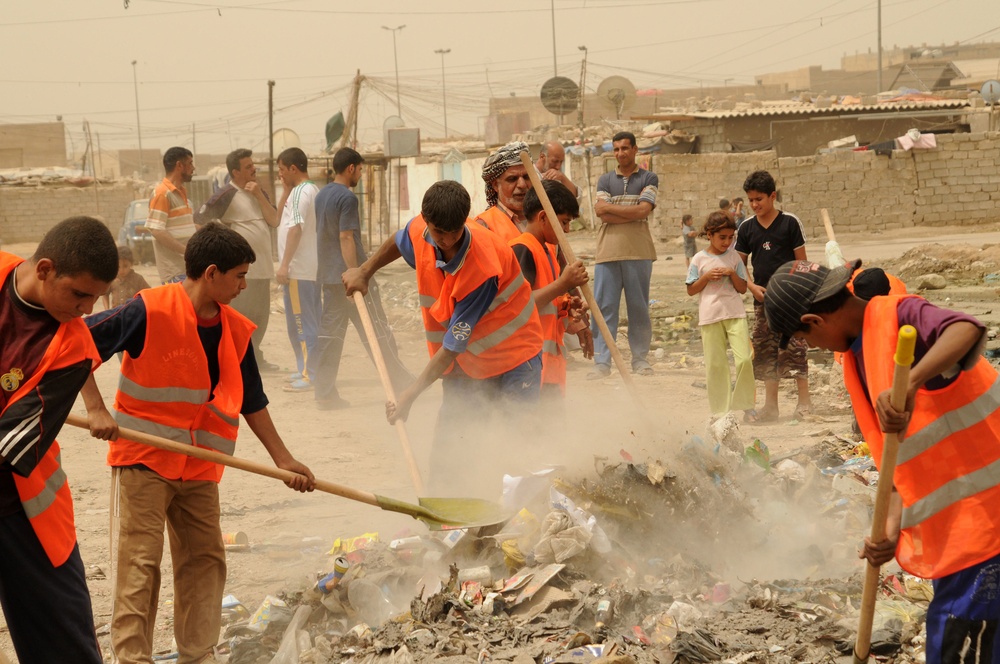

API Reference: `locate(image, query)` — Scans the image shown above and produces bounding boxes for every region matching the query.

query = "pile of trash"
[207,423,935,664]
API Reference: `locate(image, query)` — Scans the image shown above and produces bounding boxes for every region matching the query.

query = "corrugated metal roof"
[657,98,970,119]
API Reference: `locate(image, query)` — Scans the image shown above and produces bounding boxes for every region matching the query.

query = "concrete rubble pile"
[204,415,938,664]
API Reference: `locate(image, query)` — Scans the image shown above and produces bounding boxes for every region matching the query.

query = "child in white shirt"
[686,211,756,421]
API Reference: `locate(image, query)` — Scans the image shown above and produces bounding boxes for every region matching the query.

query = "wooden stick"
[518,151,638,397]
[351,291,425,495]
[64,413,382,508]
[853,325,917,664]
[821,208,836,243]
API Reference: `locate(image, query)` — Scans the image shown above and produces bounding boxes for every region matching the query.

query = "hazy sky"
[2,0,997,159]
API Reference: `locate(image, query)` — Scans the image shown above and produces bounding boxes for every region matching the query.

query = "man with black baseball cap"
[764,258,1000,664]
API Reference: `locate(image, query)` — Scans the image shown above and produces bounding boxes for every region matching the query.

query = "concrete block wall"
[573,132,1000,243]
[912,132,1000,226]
[0,183,144,245]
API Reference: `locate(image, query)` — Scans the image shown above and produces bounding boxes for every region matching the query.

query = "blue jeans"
[428,353,542,493]
[926,551,1000,663]
[591,260,653,369]
[282,279,322,380]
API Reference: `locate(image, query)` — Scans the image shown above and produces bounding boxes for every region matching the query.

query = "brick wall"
[0,183,145,244]
[574,132,1000,241]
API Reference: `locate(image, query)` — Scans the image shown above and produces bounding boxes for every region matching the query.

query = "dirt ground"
[2,219,999,661]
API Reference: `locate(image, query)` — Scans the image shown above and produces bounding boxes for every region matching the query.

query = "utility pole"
[192,122,196,156]
[435,48,450,137]
[131,60,144,179]
[577,46,588,128]
[267,80,275,197]
[550,0,558,77]
[382,25,406,118]
[342,70,364,149]
[876,0,883,94]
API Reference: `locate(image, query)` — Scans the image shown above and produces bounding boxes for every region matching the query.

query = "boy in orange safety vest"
[510,180,592,397]
[343,181,543,490]
[764,259,1000,663]
[0,216,118,663]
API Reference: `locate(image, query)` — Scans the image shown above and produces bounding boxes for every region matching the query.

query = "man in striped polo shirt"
[146,146,196,285]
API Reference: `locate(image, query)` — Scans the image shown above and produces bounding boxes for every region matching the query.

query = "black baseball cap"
[851,267,891,301]
[764,259,862,348]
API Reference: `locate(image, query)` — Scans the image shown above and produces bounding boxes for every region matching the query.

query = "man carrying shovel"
[343,180,543,488]
[763,259,1000,664]
[81,222,315,664]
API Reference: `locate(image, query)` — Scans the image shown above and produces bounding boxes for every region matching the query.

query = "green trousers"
[700,317,755,414]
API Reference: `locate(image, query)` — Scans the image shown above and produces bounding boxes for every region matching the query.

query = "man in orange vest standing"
[343,181,543,488]
[510,180,592,398]
[0,216,118,663]
[475,141,532,242]
[81,222,315,664]
[764,259,1000,663]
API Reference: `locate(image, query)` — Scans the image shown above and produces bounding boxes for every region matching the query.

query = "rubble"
[213,426,933,664]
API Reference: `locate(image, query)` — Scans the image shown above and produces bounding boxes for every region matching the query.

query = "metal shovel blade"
[375,495,511,530]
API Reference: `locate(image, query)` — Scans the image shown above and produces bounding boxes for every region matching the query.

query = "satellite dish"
[596,75,637,119]
[540,76,579,116]
[982,80,1000,106]
[383,115,405,131]
[272,128,301,154]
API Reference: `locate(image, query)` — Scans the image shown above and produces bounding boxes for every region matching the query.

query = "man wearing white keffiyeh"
[476,141,531,243]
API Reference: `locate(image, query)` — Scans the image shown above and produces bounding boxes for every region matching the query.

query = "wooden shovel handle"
[854,326,917,663]
[518,151,638,397]
[821,209,836,243]
[351,291,425,494]
[63,413,380,508]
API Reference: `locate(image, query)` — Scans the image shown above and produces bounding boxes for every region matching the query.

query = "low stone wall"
[0,182,145,245]
[573,131,1000,242]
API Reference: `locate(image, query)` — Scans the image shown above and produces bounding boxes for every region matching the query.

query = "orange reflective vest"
[109,284,255,482]
[474,206,522,244]
[510,232,567,392]
[843,294,1000,578]
[408,216,542,379]
[0,254,100,566]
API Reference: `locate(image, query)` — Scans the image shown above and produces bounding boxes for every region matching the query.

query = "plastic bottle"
[595,598,614,630]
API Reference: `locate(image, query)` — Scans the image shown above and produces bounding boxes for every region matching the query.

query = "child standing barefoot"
[686,212,756,421]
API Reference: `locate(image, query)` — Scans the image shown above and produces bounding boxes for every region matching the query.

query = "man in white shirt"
[196,148,280,371]
[275,148,321,392]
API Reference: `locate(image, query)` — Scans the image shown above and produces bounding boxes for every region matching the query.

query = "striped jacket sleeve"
[0,361,93,476]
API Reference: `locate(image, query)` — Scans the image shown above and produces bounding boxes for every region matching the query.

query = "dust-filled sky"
[2,0,996,158]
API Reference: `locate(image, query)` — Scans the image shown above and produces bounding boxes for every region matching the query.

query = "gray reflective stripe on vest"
[207,403,239,428]
[901,456,1000,529]
[542,339,562,356]
[487,273,527,313]
[118,375,210,405]
[419,294,437,308]
[538,302,557,317]
[195,430,236,456]
[21,464,67,519]
[425,330,445,343]
[898,377,1000,465]
[114,411,235,455]
[466,296,535,356]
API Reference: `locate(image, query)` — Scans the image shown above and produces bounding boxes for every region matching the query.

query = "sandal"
[742,409,760,424]
[794,405,813,420]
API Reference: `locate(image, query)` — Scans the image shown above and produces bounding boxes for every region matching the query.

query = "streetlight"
[131,59,144,179]
[434,48,450,137]
[382,25,406,117]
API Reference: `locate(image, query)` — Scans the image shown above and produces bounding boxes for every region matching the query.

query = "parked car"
[118,199,153,265]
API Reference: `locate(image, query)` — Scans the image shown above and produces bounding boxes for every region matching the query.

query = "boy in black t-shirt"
[734,170,810,422]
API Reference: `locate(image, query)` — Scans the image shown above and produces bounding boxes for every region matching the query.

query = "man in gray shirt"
[313,148,412,410]
[196,148,280,371]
